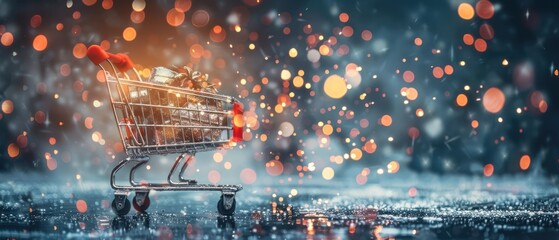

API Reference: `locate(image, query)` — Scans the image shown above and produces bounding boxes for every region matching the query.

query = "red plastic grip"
[87,45,109,65]
[109,53,134,72]
[232,102,244,142]
[86,45,134,72]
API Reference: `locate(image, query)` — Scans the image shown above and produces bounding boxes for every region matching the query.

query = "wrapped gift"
[130,66,226,145]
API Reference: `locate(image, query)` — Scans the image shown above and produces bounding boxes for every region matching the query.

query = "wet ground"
[1,175,558,239]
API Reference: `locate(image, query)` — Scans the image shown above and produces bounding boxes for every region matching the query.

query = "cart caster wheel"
[111,197,131,216]
[132,194,150,213]
[217,195,236,216]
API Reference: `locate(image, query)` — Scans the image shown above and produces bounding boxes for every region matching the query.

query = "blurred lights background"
[0,0,559,188]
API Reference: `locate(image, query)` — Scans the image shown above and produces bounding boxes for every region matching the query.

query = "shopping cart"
[86,45,243,216]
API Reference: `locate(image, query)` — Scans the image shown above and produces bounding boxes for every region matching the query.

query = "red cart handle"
[232,101,244,142]
[87,45,134,72]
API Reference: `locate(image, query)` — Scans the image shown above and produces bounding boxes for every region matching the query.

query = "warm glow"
[350,148,362,160]
[463,34,474,45]
[322,124,333,135]
[414,37,422,46]
[483,164,494,177]
[322,167,335,180]
[474,38,487,52]
[403,70,414,83]
[266,160,284,176]
[213,152,223,163]
[387,161,400,173]
[471,120,479,129]
[2,100,13,114]
[361,30,372,41]
[319,45,330,55]
[73,43,87,59]
[483,87,505,113]
[208,170,221,184]
[280,69,291,80]
[323,75,347,99]
[363,140,377,153]
[33,34,48,51]
[288,48,298,58]
[1,32,14,46]
[7,143,19,158]
[293,76,304,88]
[380,115,392,127]
[456,94,468,107]
[339,12,349,23]
[240,168,257,184]
[458,3,475,20]
[76,199,88,213]
[476,0,495,19]
[406,88,418,100]
[166,8,185,27]
[432,67,444,79]
[416,108,424,117]
[519,155,531,170]
[122,27,137,41]
[444,65,454,75]
[132,0,146,12]
[174,0,192,13]
[233,114,244,128]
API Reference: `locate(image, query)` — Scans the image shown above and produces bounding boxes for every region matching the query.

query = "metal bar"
[117,123,231,129]
[106,78,233,102]
[100,65,129,154]
[112,101,231,115]
[110,159,132,190]
[129,161,147,186]
[177,155,195,183]
[132,68,144,82]
[112,183,243,192]
[126,140,230,148]
[167,153,186,184]
[111,156,148,189]
[106,62,145,146]
[119,69,147,146]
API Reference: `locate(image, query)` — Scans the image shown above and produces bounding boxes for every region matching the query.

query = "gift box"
[124,66,227,146]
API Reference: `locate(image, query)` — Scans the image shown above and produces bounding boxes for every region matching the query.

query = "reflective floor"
[1,175,558,239]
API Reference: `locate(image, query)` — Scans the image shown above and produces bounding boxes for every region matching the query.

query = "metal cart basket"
[86,45,243,216]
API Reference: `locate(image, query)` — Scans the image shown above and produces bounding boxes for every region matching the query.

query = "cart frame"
[87,45,242,216]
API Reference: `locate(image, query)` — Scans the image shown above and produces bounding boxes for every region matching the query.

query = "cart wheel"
[111,197,131,216]
[132,194,151,213]
[217,195,236,216]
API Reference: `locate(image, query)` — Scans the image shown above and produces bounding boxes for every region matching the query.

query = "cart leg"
[178,155,197,184]
[217,191,236,216]
[132,191,150,213]
[112,191,131,216]
[167,153,184,184]
[129,160,147,186]
[111,159,130,190]
[167,154,197,185]
[111,156,149,189]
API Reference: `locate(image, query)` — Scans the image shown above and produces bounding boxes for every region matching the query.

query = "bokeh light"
[458,3,475,20]
[1,32,14,46]
[166,8,185,27]
[323,75,347,99]
[76,199,88,213]
[519,155,531,171]
[322,167,334,180]
[483,87,505,113]
[456,94,468,107]
[122,27,137,41]
[476,0,495,19]
[32,34,48,51]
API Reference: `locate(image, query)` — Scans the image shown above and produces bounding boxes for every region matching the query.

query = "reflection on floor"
[0,175,558,239]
